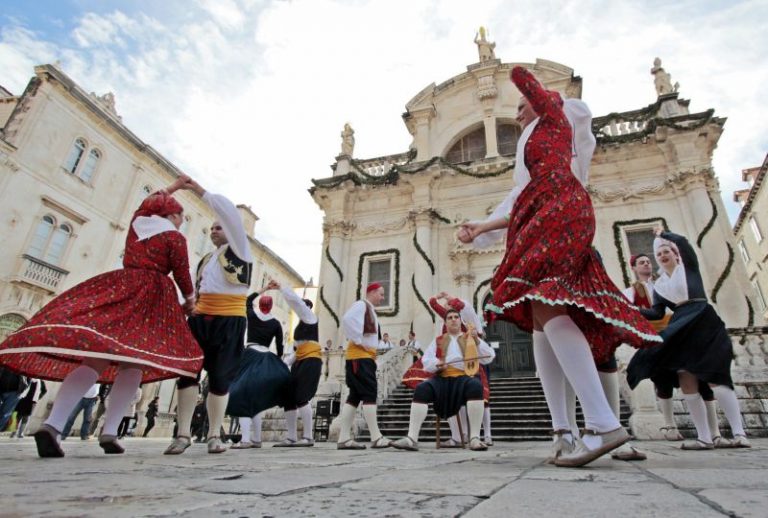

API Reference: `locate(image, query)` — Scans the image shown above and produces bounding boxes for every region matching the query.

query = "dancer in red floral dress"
[0,175,202,457]
[459,66,661,467]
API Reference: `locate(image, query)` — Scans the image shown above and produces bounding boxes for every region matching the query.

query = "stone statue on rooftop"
[341,123,355,157]
[650,57,678,96]
[474,27,496,62]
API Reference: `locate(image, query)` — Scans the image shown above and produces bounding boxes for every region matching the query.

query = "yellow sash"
[295,341,322,361]
[651,313,672,332]
[345,341,377,360]
[440,366,466,378]
[195,293,247,317]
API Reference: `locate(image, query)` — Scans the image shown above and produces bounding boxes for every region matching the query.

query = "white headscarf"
[132,215,178,241]
[472,98,596,248]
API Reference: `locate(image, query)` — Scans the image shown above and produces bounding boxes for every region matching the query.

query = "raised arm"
[511,66,564,122]
[279,286,317,325]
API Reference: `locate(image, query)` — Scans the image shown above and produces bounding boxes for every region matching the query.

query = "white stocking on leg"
[448,416,461,442]
[565,381,580,438]
[361,404,383,442]
[298,404,313,440]
[239,417,252,443]
[658,397,676,428]
[466,400,484,439]
[101,367,142,436]
[482,406,492,442]
[206,393,229,439]
[175,386,198,438]
[704,400,719,439]
[682,393,712,443]
[711,385,746,437]
[406,403,428,442]
[598,371,621,419]
[337,403,357,443]
[458,406,468,442]
[533,330,571,433]
[284,409,298,441]
[252,412,263,443]
[45,365,101,433]
[543,316,620,431]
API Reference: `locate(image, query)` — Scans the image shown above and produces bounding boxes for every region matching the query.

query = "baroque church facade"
[310,36,768,436]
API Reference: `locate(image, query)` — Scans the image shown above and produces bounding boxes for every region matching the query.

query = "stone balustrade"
[18,254,68,292]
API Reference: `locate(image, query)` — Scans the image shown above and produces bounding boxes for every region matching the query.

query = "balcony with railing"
[17,254,69,292]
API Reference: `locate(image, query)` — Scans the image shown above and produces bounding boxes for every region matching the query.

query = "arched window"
[497,122,522,156]
[79,149,101,182]
[445,126,486,164]
[45,224,72,265]
[0,313,27,341]
[27,215,55,258]
[27,216,72,266]
[64,138,87,174]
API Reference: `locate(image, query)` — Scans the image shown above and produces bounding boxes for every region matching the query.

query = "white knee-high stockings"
[102,368,142,436]
[337,403,357,443]
[683,393,711,443]
[206,393,229,439]
[712,385,746,437]
[175,386,199,438]
[45,364,101,433]
[298,404,313,440]
[532,330,570,432]
[542,316,620,434]
[407,403,428,441]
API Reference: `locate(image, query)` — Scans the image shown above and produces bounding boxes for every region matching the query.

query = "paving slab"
[0,437,765,517]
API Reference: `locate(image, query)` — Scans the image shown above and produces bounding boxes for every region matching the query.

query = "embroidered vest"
[196,246,253,290]
[437,333,467,359]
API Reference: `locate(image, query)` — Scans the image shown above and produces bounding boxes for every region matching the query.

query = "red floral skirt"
[0,268,203,383]
[486,172,661,363]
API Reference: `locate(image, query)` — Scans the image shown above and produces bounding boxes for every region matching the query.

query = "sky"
[1,0,766,283]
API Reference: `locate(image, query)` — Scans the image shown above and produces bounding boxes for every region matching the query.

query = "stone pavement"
[0,437,766,517]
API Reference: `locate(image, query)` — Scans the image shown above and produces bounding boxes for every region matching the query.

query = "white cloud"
[1,0,766,282]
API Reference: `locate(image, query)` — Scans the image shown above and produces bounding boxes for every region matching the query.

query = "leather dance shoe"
[98,434,125,454]
[163,435,191,455]
[555,427,630,467]
[33,424,64,458]
[391,436,419,451]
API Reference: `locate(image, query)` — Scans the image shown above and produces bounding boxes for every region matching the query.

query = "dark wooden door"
[484,318,534,377]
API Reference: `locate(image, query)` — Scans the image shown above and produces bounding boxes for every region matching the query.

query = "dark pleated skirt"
[226,348,291,417]
[627,302,734,389]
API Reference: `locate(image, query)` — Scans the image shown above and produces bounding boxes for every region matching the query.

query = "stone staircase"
[357,376,631,442]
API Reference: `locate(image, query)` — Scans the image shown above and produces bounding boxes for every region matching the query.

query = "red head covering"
[258,295,273,313]
[366,282,382,293]
[134,192,184,219]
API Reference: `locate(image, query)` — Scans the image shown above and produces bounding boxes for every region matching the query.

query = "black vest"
[294,320,319,341]
[196,246,252,291]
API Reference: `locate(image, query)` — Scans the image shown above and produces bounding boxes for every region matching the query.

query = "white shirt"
[198,192,253,295]
[421,333,495,373]
[84,383,99,399]
[406,340,422,354]
[378,340,393,351]
[342,299,379,351]
[280,287,317,325]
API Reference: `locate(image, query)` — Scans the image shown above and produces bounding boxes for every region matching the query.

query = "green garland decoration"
[324,245,344,282]
[319,286,339,328]
[594,109,717,145]
[473,278,492,312]
[429,209,452,224]
[355,248,400,317]
[745,295,755,328]
[613,218,669,287]
[711,242,733,304]
[312,155,514,191]
[411,274,435,323]
[412,231,435,275]
[696,191,718,248]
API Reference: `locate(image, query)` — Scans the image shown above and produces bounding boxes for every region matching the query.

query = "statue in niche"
[341,123,355,157]
[474,26,496,62]
[650,57,678,96]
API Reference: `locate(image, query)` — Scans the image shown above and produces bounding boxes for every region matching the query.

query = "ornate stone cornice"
[588,168,714,203]
[323,217,410,237]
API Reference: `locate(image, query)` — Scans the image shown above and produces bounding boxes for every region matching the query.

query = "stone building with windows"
[0,64,306,435]
[733,154,768,322]
[311,38,768,437]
